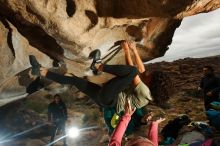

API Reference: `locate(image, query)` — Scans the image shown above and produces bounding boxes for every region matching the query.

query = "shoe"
[88,49,101,61]
[29,55,41,76]
[88,49,102,71]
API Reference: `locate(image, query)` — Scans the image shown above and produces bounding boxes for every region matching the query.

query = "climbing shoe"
[29,55,41,76]
[88,49,102,72]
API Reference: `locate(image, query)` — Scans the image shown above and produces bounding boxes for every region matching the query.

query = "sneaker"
[88,49,102,73]
[29,55,41,76]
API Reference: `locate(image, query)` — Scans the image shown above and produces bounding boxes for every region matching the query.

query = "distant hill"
[147,55,220,90]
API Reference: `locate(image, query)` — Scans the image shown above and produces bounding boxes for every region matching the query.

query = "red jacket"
[109,113,158,146]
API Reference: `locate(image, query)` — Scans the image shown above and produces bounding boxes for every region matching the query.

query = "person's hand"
[198,87,202,91]
[121,41,129,51]
[141,112,153,123]
[207,91,212,96]
[124,99,136,116]
[155,117,166,124]
[128,41,136,51]
[40,67,48,76]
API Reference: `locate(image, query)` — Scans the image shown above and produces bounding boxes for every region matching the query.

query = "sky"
[148,8,220,63]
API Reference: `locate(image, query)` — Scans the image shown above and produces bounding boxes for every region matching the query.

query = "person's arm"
[109,113,131,146]
[128,41,145,74]
[147,118,165,146]
[212,87,220,94]
[207,87,220,97]
[201,139,212,146]
[122,41,134,66]
[109,99,136,146]
[121,41,141,86]
[148,122,159,146]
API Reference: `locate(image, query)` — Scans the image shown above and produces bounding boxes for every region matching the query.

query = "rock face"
[0,0,220,106]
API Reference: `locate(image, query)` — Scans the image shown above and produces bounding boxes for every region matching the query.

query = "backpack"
[161,115,191,139]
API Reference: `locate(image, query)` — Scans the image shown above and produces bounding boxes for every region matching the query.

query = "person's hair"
[53,94,63,103]
[125,136,154,146]
[204,65,214,72]
[211,137,220,146]
[54,94,60,98]
[128,142,153,146]
[148,71,173,106]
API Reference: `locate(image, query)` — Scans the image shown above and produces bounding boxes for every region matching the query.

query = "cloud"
[148,8,220,63]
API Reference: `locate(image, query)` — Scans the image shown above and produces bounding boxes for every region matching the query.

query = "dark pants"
[204,96,212,111]
[50,119,66,146]
[46,64,138,107]
[26,77,44,94]
[204,95,219,111]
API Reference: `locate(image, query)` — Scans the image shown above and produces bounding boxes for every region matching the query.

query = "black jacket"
[48,101,67,122]
[200,74,220,96]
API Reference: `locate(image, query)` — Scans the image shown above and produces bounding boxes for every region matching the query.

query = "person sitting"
[161,116,220,146]
[206,109,220,131]
[108,99,165,146]
[173,123,220,146]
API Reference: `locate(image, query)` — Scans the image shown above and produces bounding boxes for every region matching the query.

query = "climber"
[123,41,173,108]
[102,41,173,136]
[28,41,152,115]
[48,94,68,146]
